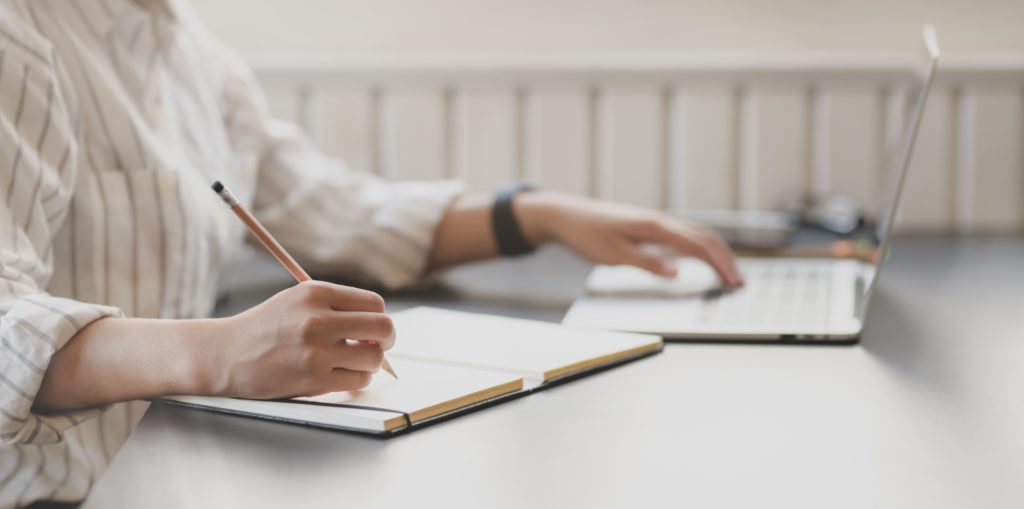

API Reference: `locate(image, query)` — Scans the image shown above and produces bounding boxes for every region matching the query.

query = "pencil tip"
[211,181,224,193]
[382,361,399,380]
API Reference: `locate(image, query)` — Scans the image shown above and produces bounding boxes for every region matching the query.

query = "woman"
[0,0,742,507]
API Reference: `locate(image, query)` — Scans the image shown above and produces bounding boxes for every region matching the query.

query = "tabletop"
[83,235,1024,509]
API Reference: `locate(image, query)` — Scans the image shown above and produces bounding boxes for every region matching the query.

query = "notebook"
[163,307,663,436]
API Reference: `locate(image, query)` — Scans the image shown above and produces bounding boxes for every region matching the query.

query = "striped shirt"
[0,0,462,506]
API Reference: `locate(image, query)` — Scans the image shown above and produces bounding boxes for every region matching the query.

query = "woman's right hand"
[201,281,395,399]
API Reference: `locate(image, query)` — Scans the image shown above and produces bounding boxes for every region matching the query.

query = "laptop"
[562,26,941,343]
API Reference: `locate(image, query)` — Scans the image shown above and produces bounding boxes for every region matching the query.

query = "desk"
[84,236,1024,509]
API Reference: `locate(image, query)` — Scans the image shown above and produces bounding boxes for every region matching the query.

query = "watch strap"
[491,182,538,257]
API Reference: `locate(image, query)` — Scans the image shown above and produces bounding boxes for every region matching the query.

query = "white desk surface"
[84,236,1024,509]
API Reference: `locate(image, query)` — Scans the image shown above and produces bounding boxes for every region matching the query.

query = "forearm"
[427,191,561,269]
[35,317,222,410]
[427,188,742,284]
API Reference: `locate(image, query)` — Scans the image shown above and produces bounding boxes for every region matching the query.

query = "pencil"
[211,181,399,380]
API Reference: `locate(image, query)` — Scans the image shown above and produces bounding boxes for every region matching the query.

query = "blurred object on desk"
[738,239,880,264]
[781,192,866,236]
[678,192,867,242]
[673,209,796,250]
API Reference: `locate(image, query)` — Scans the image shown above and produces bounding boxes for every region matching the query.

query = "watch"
[491,182,538,257]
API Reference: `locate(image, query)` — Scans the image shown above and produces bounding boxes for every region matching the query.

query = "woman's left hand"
[516,191,744,287]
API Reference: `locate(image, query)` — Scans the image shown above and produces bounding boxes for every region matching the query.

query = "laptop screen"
[855,25,940,322]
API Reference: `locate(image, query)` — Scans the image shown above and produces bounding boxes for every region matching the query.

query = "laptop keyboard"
[698,259,835,328]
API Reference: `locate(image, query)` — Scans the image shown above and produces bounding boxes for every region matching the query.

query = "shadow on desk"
[215,246,592,324]
[146,400,386,462]
[859,287,965,402]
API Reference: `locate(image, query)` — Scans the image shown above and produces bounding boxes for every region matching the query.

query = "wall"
[193,1,1024,233]
[192,0,1024,58]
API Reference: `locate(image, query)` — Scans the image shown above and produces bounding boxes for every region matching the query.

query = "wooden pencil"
[211,181,399,379]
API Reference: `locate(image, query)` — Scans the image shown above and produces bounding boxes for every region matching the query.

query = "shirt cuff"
[356,179,465,290]
[0,294,123,445]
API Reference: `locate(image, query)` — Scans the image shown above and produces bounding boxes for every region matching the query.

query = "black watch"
[492,182,538,257]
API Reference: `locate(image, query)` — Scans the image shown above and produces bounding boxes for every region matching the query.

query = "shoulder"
[0,0,59,73]
[168,0,259,102]
[171,0,247,70]
[0,1,78,118]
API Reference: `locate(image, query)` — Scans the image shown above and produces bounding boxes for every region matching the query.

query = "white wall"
[194,1,1024,233]
[193,0,1024,58]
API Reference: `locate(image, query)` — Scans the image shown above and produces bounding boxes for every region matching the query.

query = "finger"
[689,228,743,285]
[655,224,742,286]
[700,242,742,287]
[625,220,714,270]
[308,311,396,350]
[300,281,386,313]
[704,233,744,286]
[319,341,385,373]
[663,225,740,285]
[617,242,678,277]
[312,368,373,395]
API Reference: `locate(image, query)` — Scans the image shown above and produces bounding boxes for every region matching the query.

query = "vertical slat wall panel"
[379,90,448,180]
[879,86,909,214]
[819,88,883,206]
[524,88,591,196]
[740,88,809,210]
[961,88,1024,231]
[263,83,304,126]
[668,86,737,210]
[306,89,377,173]
[253,62,1024,233]
[454,90,520,191]
[896,86,955,231]
[955,90,975,232]
[809,89,830,195]
[596,87,665,208]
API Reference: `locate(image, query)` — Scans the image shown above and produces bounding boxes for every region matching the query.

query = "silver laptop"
[563,26,940,342]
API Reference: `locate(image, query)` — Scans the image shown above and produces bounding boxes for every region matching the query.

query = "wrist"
[174,317,233,397]
[513,190,564,246]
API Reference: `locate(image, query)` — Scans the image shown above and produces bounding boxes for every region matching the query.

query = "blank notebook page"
[389,307,662,383]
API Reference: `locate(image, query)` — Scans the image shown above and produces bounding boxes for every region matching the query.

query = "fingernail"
[661,260,678,275]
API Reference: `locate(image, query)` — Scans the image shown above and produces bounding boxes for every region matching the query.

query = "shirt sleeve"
[0,37,123,445]
[218,48,464,290]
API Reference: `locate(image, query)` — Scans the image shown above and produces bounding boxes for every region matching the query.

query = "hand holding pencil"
[212,181,399,380]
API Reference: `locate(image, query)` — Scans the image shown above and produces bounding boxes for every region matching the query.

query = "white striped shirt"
[0,0,462,506]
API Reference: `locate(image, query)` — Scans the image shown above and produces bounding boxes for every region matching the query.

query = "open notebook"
[163,307,663,436]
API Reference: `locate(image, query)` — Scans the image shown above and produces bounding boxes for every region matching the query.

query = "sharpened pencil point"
[382,360,399,379]
[211,180,224,193]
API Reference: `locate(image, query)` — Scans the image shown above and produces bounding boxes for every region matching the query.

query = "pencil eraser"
[211,181,224,193]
